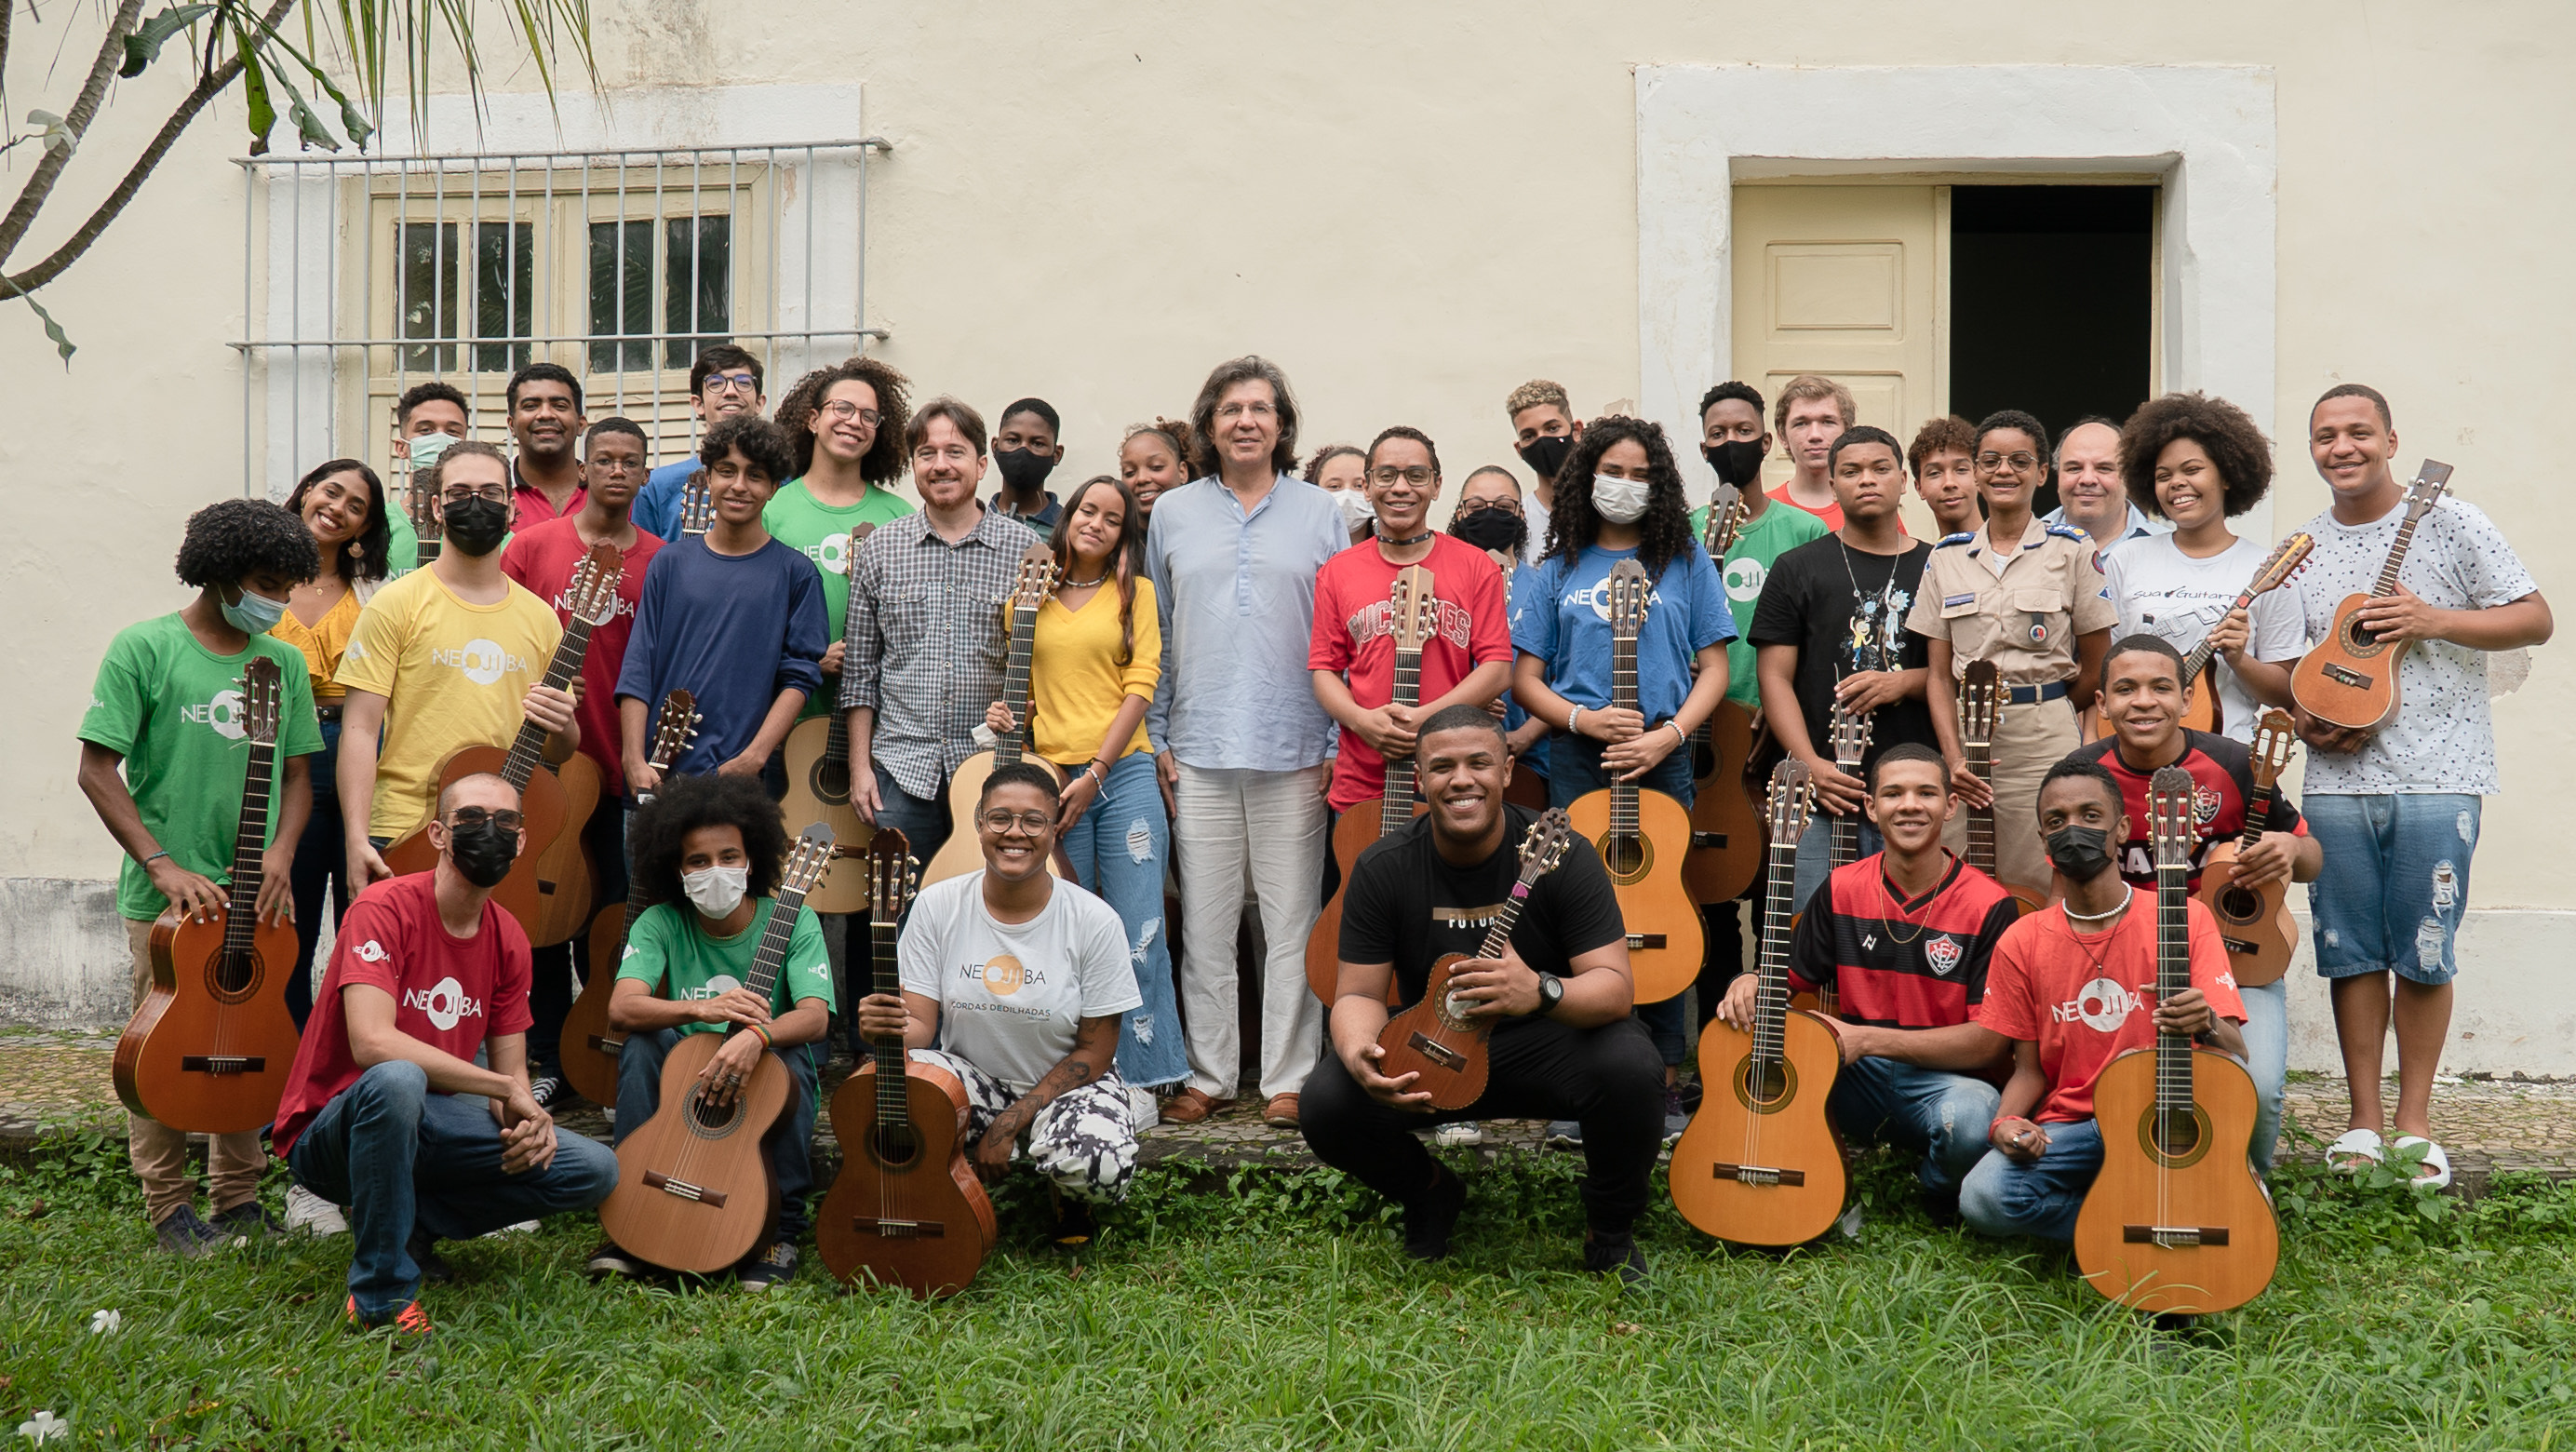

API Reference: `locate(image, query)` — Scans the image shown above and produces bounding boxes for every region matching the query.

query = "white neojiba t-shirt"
[2102,533,2307,743]
[898,871,1143,1094]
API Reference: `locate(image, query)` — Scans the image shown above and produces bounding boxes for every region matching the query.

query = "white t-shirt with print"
[2290,497,2537,796]
[2103,533,2307,744]
[898,871,1142,1093]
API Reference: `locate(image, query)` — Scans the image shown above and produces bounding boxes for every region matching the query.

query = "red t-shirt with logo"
[272,873,534,1155]
[1972,895,2245,1123]
[1306,534,1511,811]
[502,516,664,797]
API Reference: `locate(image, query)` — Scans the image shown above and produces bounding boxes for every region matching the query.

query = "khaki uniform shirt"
[1907,518,2119,683]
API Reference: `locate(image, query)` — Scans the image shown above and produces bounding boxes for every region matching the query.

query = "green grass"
[3,1133,2573,1451]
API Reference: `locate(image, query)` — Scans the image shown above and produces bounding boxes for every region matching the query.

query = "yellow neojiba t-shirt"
[1029,578,1161,766]
[337,567,563,841]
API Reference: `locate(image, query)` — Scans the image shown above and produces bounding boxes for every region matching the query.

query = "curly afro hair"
[629,773,792,910]
[773,356,914,484]
[1538,415,1696,584]
[176,497,319,590]
[699,414,797,486]
[2117,392,2274,519]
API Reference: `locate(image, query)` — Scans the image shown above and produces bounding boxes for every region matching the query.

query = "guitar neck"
[221,739,277,952]
[1380,645,1425,830]
[2180,579,2267,683]
[997,604,1040,768]
[1751,827,1802,1062]
[1477,876,1537,961]
[2154,863,2194,1110]
[503,616,594,788]
[739,884,811,1007]
[1829,768,1861,868]
[1608,633,1641,838]
[869,912,909,1126]
[2371,504,2433,598]
[2238,782,2275,852]
[823,702,851,767]
[1964,742,1997,876]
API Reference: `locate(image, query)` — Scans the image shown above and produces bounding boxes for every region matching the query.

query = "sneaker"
[1544,1120,1584,1150]
[154,1204,232,1257]
[585,1242,648,1279]
[285,1185,349,1237]
[736,1242,798,1291]
[1402,1167,1469,1262]
[1662,1085,1688,1146]
[1126,1084,1162,1130]
[1051,1193,1099,1249]
[1161,1087,1229,1124]
[345,1295,434,1336]
[1581,1230,1648,1286]
[530,1075,568,1112]
[1431,1122,1484,1149]
[1262,1094,1301,1129]
[210,1200,286,1240]
[407,1230,456,1284]
[481,1220,540,1237]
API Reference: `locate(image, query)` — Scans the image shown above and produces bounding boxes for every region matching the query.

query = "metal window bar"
[235,137,890,502]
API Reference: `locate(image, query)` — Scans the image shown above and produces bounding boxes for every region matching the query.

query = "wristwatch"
[1531,972,1564,1017]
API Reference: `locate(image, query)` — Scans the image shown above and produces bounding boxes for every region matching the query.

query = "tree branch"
[0,0,150,267]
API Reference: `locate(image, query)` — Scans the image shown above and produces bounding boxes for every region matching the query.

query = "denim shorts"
[2303,793,2478,987]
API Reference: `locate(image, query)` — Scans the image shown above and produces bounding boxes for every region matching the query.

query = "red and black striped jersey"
[2062,730,2306,891]
[1787,852,2021,1033]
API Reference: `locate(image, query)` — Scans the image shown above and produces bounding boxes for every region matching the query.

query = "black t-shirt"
[1339,804,1627,1028]
[1747,534,1939,768]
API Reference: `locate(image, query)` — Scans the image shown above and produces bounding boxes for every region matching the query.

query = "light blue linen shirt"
[2041,501,2169,556]
[1144,474,1349,771]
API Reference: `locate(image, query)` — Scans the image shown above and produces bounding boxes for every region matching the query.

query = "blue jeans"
[1548,730,1697,1068]
[529,798,631,1077]
[2238,977,2288,1176]
[286,717,346,1029]
[1830,1056,2001,1196]
[1791,814,1882,919]
[1958,1118,2104,1243]
[616,1027,820,1244]
[2304,793,2478,986]
[868,763,953,880]
[1056,751,1187,1088]
[287,1060,618,1320]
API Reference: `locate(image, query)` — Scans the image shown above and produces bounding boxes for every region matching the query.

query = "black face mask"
[441,497,512,557]
[1516,435,1574,482]
[2044,824,2115,882]
[447,817,519,888]
[1703,439,1766,488]
[994,447,1057,494]
[1451,505,1527,557]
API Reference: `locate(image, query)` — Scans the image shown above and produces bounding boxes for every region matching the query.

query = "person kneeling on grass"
[585,773,835,1289]
[272,773,619,1334]
[853,762,1145,1247]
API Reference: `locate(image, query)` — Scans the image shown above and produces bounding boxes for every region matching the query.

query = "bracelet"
[1667,720,1690,747]
[141,850,171,867]
[753,1023,774,1049]
[1566,706,1584,736]
[1087,760,1109,786]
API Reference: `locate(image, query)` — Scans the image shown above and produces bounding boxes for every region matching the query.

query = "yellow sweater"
[1029,578,1161,765]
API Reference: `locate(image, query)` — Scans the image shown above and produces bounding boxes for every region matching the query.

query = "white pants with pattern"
[909,1049,1140,1204]
[1172,762,1328,1101]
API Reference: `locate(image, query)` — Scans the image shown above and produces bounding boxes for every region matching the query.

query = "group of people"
[80,343,2547,1324]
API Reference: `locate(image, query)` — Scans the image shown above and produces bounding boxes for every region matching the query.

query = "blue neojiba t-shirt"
[1509,543,1737,723]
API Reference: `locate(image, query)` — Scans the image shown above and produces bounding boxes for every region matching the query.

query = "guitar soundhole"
[813,759,851,804]
[686,1088,745,1135]
[1599,835,1649,881]
[2140,1104,2213,1168]
[1734,1056,1796,1113]
[871,1123,923,1171]
[2341,618,2384,657]
[205,948,260,1004]
[2218,885,2261,922]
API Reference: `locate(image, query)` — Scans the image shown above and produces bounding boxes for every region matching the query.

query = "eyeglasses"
[1214,400,1278,422]
[822,400,882,425]
[977,810,1054,835]
[440,485,510,505]
[1975,451,2041,472]
[1369,465,1435,487]
[1456,499,1522,518]
[705,372,760,396]
[447,807,525,832]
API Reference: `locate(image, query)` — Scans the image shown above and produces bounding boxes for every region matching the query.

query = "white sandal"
[2326,1127,2385,1174]
[2389,1136,2453,1190]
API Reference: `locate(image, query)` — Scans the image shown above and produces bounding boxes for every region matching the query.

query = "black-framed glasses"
[1369,465,1435,487]
[977,809,1053,835]
[822,400,882,425]
[439,485,510,505]
[1975,451,2041,472]
[448,807,526,832]
[1456,498,1523,518]
[705,372,760,396]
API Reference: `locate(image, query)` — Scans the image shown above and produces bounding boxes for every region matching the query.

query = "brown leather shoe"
[1161,1087,1228,1123]
[1263,1093,1301,1128]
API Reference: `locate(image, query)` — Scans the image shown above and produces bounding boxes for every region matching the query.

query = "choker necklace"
[2060,886,2134,924]
[1377,528,1434,547]
[1063,573,1108,589]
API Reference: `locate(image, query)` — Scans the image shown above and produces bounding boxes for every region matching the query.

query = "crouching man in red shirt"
[272,773,619,1332]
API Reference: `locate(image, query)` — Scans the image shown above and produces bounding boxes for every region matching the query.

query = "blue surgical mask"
[407,431,458,473]
[221,583,288,637]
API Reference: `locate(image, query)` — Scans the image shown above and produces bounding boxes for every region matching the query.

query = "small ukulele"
[2194,709,2299,988]
[597,822,838,1275]
[925,541,1070,888]
[2087,531,2313,742]
[1308,564,1440,1002]
[1565,558,1704,1002]
[2291,461,2453,733]
[1670,759,1848,1245]
[817,830,999,1297]
[1684,498,1764,905]
[2073,766,2280,1315]
[783,522,880,915]
[1371,809,1578,1111]
[558,690,699,1109]
[1957,660,2051,915]
[114,656,301,1134]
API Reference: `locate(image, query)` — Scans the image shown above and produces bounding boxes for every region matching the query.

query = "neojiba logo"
[352,939,390,963]
[811,532,855,576]
[2053,976,2142,1032]
[429,638,525,686]
[177,688,248,741]
[975,954,1034,997]
[402,975,483,1031]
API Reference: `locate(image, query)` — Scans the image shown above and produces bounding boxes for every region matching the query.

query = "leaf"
[5,282,78,366]
[235,26,277,154]
[119,5,216,78]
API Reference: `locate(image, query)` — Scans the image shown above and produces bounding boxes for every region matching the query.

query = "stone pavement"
[9,1024,2571,1191]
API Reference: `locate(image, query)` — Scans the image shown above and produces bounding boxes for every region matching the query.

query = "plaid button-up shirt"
[839,505,1043,800]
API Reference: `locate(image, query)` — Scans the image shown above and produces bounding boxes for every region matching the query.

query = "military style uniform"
[1906,518,2119,891]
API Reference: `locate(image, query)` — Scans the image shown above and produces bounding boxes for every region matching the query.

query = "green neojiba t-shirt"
[1690,499,1831,708]
[761,478,917,719]
[79,613,324,921]
[617,897,835,1035]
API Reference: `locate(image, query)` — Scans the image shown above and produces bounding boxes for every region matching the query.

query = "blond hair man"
[1774,375,1856,529]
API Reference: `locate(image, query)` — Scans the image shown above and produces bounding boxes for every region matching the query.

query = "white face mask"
[682,864,750,919]
[1335,487,1375,530]
[1591,474,1651,524]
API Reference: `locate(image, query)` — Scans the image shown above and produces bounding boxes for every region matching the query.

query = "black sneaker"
[407,1230,456,1284]
[210,1200,285,1240]
[736,1242,798,1291]
[1544,1120,1584,1150]
[585,1242,647,1279]
[154,1204,231,1257]
[530,1075,568,1111]
[1581,1230,1648,1286]
[1050,1193,1099,1250]
[1402,1167,1469,1262]
[1661,1085,1688,1146]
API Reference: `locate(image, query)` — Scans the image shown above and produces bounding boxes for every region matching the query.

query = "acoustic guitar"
[678,470,715,538]
[817,829,999,1297]
[783,522,880,916]
[1566,558,1703,1003]
[1671,759,1848,1245]
[1684,498,1764,905]
[407,466,444,566]
[2086,531,2314,742]
[1492,547,1550,811]
[925,541,1071,888]
[1371,809,1578,1111]
[114,655,301,1134]
[2073,766,2279,1315]
[378,543,621,937]
[558,690,700,1109]
[2194,708,2299,988]
[1956,660,2051,915]
[524,541,651,946]
[597,821,838,1275]
[2291,461,2454,733]
[1792,699,1876,1017]
[1308,564,1440,1002]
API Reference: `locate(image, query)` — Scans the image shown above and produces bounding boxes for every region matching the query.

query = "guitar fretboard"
[997,603,1040,769]
[870,914,909,1129]
[1751,826,1802,1065]
[2154,860,2194,1112]
[1964,739,1998,878]
[1380,645,1424,834]
[739,881,813,1010]
[1608,621,1642,854]
[221,736,277,960]
[503,612,597,790]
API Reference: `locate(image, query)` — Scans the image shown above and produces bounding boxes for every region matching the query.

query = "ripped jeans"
[1055,750,1189,1087]
[2304,793,2478,987]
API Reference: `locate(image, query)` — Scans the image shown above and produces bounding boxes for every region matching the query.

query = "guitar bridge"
[853,1217,946,1239]
[2321,663,2370,689]
[1626,934,1670,950]
[1406,1032,1467,1071]
[179,1055,265,1075]
[2123,1224,2228,1247]
[2220,935,2261,956]
[1689,832,1728,850]
[1709,1162,1805,1187]
[642,1170,728,1208]
[585,1034,626,1055]
[538,880,558,895]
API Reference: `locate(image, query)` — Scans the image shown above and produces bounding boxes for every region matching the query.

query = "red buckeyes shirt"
[272,873,534,1155]
[1308,534,1510,812]
[2061,730,2306,891]
[1974,897,2245,1124]
[1787,853,2020,1057]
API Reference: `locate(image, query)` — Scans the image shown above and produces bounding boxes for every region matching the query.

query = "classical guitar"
[678,470,714,538]
[598,821,838,1275]
[1671,759,1848,1245]
[1956,660,2051,915]
[114,656,301,1134]
[2291,461,2454,733]
[1566,558,1703,1002]
[1492,546,1550,810]
[925,540,1071,888]
[379,542,621,937]
[1308,564,1440,1002]
[2086,531,2314,742]
[817,830,999,1297]
[558,690,700,1109]
[2194,709,2299,988]
[1791,699,1876,1016]
[1371,809,1578,1111]
[784,522,880,916]
[1684,498,1764,906]
[2073,766,2280,1315]
[525,541,652,947]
